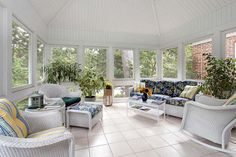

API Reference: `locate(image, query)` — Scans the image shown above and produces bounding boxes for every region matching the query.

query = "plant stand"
[103,89,113,106]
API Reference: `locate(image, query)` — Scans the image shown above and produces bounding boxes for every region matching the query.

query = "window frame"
[83,46,108,79]
[183,37,213,81]
[11,17,33,92]
[139,48,158,79]
[36,37,46,83]
[221,27,236,59]
[162,47,179,80]
[113,47,135,81]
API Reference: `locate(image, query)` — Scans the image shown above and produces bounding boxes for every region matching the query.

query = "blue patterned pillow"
[71,103,102,118]
[154,81,175,96]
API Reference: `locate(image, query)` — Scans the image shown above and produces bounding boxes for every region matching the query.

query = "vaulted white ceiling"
[28,0,236,36]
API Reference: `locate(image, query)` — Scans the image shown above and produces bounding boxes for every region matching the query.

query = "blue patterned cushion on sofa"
[154,81,175,96]
[173,81,198,97]
[140,79,156,89]
[167,97,190,106]
[71,103,102,118]
[150,94,171,101]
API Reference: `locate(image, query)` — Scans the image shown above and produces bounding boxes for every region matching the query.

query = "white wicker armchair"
[39,84,81,104]
[181,95,236,153]
[0,111,74,157]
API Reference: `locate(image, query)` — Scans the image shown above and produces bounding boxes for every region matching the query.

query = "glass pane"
[114,49,134,78]
[163,48,178,78]
[12,21,30,88]
[140,50,157,78]
[114,85,132,98]
[185,39,213,80]
[37,40,45,81]
[84,48,107,78]
[51,47,77,63]
[225,32,236,58]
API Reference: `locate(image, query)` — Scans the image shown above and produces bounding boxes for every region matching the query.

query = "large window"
[114,49,134,79]
[84,48,107,77]
[185,38,213,80]
[140,50,157,78]
[163,48,178,78]
[51,47,77,63]
[37,40,45,82]
[12,20,31,88]
[225,31,236,58]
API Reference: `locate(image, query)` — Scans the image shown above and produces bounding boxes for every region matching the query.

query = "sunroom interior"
[0,0,236,157]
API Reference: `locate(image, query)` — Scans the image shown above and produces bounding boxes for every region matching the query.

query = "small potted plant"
[138,87,152,102]
[104,82,113,106]
[77,66,105,102]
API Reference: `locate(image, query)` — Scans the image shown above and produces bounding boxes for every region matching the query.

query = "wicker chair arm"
[0,131,73,148]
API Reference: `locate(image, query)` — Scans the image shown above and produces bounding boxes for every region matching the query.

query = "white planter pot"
[195,94,227,106]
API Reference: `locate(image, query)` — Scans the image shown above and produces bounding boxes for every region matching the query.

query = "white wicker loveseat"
[181,94,236,153]
[0,98,74,157]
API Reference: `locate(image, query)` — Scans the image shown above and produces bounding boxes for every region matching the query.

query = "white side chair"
[181,95,236,153]
[39,84,81,104]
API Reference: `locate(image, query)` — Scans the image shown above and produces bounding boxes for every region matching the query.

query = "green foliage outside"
[200,54,236,99]
[12,21,30,88]
[140,50,157,78]
[163,48,178,78]
[15,98,28,110]
[52,47,77,63]
[114,49,133,78]
[84,48,107,78]
[37,40,45,81]
[185,44,199,79]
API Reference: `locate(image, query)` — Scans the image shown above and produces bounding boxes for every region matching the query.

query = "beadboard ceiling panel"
[28,0,236,41]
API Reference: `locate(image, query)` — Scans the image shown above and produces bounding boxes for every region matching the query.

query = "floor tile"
[89,145,113,157]
[110,141,133,157]
[145,135,169,148]
[75,148,89,157]
[136,150,160,157]
[88,134,108,147]
[122,130,142,140]
[103,125,119,133]
[127,138,152,153]
[74,137,89,150]
[154,146,184,157]
[105,132,126,143]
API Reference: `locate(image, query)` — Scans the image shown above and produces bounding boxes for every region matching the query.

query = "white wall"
[160,1,236,57]
[0,0,48,101]
[159,1,236,81]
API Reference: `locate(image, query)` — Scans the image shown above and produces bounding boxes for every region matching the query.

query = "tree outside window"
[51,47,77,63]
[114,49,134,79]
[12,21,31,88]
[163,48,178,78]
[84,48,107,78]
[140,50,157,78]
[37,40,45,82]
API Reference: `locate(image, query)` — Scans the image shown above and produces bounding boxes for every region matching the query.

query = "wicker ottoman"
[66,102,103,130]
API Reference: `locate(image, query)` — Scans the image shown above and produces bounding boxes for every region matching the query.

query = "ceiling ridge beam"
[47,0,74,26]
[151,0,161,36]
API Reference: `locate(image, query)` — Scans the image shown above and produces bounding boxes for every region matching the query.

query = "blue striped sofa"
[130,80,198,118]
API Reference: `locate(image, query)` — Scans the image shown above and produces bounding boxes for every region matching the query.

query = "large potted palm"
[77,66,105,102]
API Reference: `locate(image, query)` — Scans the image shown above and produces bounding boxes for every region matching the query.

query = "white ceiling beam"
[151,0,161,36]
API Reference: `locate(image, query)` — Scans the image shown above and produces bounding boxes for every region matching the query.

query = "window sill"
[12,84,34,93]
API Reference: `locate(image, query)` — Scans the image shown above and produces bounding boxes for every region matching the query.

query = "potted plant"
[199,53,236,99]
[104,82,113,106]
[77,66,105,102]
[138,87,152,102]
[44,59,81,85]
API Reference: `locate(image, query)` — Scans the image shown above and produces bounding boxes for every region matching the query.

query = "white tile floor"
[71,102,236,157]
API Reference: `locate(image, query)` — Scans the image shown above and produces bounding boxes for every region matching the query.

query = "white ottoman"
[66,102,103,130]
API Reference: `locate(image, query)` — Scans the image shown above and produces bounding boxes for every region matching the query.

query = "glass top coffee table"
[128,97,166,123]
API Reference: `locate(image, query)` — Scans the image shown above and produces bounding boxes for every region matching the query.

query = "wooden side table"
[103,89,113,106]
